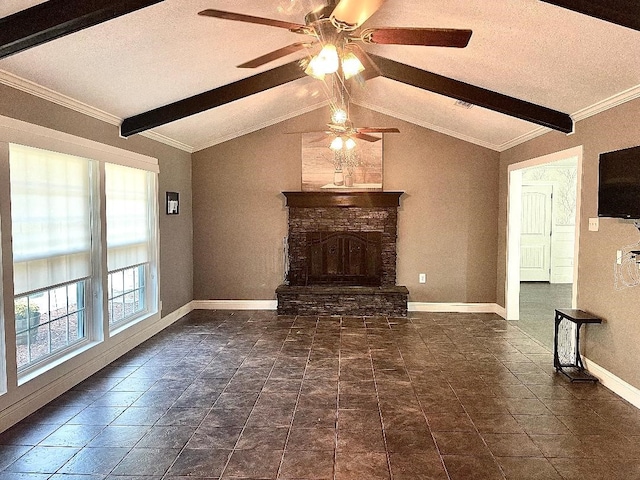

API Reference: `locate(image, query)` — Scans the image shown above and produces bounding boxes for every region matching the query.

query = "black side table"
[553,308,602,382]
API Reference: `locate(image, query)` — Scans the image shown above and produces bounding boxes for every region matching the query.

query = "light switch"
[588,218,599,231]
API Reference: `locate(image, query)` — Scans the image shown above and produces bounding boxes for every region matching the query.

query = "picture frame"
[166,191,179,215]
[301,133,383,191]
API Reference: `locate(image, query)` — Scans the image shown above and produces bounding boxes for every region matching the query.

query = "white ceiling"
[0,0,639,153]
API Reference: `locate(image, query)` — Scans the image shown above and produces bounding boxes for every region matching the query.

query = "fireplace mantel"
[283,191,403,208]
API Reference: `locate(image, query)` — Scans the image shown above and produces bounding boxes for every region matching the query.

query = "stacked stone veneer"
[287,206,398,286]
[277,192,408,316]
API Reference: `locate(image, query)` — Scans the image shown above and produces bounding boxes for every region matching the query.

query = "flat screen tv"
[598,145,640,219]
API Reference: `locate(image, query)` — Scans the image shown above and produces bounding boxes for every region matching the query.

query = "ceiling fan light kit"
[330,136,344,150]
[304,43,340,79]
[340,50,366,79]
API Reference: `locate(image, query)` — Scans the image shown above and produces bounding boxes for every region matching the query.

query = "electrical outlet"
[419,273,426,284]
[589,218,599,231]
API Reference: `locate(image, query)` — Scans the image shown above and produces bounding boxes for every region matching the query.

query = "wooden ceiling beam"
[539,0,640,32]
[120,60,307,137]
[370,54,574,134]
[0,0,165,59]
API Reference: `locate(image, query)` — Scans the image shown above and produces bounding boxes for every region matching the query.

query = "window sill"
[17,339,99,386]
[109,309,159,338]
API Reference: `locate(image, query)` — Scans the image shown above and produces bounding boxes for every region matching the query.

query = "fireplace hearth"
[277,191,408,316]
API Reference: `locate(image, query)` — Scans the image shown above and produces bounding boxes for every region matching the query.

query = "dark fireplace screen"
[306,231,382,286]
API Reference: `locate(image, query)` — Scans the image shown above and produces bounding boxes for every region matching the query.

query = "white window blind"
[9,144,92,296]
[105,163,151,272]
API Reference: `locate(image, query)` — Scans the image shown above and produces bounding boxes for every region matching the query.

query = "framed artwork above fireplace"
[301,133,383,192]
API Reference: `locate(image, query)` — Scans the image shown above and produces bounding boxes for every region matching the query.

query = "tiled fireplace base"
[276,284,409,317]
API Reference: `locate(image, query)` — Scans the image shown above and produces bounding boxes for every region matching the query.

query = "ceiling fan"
[120,1,574,138]
[198,0,473,73]
[299,118,400,149]
[291,69,401,148]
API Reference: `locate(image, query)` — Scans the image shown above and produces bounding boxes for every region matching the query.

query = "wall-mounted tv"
[598,145,640,219]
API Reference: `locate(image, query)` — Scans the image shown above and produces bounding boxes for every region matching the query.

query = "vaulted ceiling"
[0,0,638,153]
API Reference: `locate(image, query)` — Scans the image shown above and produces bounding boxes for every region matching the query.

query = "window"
[15,281,86,370]
[105,163,155,328]
[10,144,92,371]
[108,265,145,325]
[8,142,159,375]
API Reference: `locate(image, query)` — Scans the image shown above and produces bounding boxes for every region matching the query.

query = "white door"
[520,185,553,281]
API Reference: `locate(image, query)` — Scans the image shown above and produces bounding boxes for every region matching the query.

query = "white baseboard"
[192,300,278,310]
[0,302,194,433]
[191,300,506,318]
[582,356,640,410]
[161,302,195,325]
[409,302,505,317]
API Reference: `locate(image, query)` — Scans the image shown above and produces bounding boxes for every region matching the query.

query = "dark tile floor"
[519,282,573,350]
[1,310,640,479]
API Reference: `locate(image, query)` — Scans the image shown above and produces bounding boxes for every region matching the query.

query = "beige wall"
[499,97,640,388]
[0,84,194,314]
[192,104,500,303]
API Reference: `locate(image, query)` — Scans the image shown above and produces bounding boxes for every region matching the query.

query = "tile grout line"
[333,316,342,480]
[367,315,395,480]
[157,314,241,479]
[414,314,509,479]
[274,314,320,480]
[215,313,298,480]
[156,313,264,479]
[400,315,452,480]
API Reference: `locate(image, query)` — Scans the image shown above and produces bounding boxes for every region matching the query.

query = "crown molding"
[0,69,118,124]
[191,100,330,153]
[353,100,502,151]
[137,130,195,153]
[0,69,195,153]
[572,84,640,122]
[498,84,640,151]
[497,125,551,151]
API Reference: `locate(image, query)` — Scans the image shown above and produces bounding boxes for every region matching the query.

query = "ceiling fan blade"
[198,9,305,31]
[237,42,311,68]
[354,132,382,142]
[539,0,640,31]
[356,127,400,133]
[361,27,472,47]
[330,0,386,31]
[120,60,306,137]
[369,54,574,134]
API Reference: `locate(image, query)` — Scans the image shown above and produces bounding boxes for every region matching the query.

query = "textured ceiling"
[0,0,638,152]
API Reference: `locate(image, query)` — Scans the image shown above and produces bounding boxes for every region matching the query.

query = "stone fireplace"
[276,191,408,316]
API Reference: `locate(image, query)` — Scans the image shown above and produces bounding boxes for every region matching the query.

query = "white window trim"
[0,216,5,395]
[106,164,159,334]
[0,114,158,173]
[0,113,160,385]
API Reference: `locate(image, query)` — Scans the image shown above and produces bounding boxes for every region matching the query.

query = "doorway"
[506,146,583,347]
